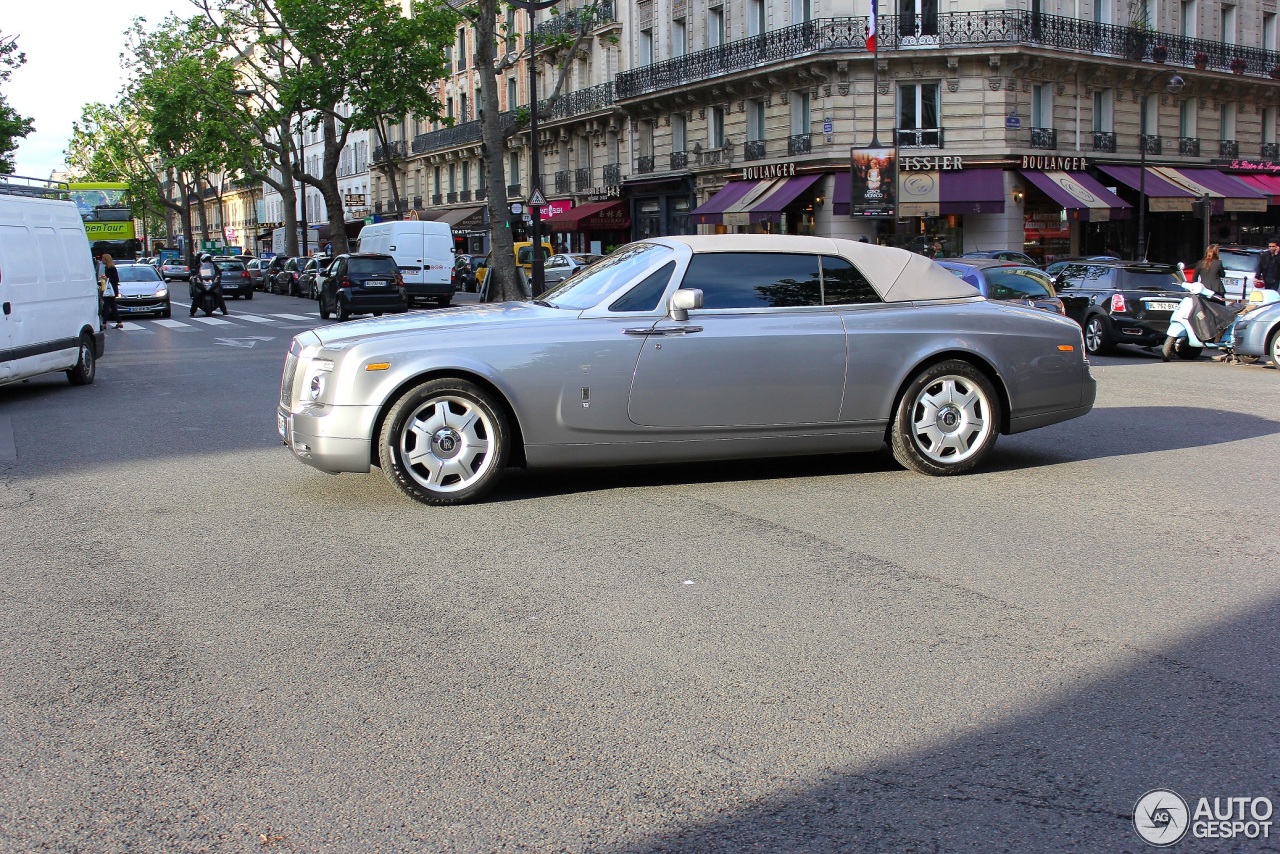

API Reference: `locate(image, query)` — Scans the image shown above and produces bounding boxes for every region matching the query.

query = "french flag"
[866,2,876,52]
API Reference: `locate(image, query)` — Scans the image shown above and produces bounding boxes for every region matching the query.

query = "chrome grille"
[280,344,300,407]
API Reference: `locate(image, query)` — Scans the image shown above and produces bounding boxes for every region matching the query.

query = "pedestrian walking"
[99,253,123,330]
[1193,244,1226,297]
[1259,237,1280,291]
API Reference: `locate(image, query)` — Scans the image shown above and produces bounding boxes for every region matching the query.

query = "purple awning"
[1019,171,1131,221]
[746,173,823,222]
[689,180,763,226]
[1095,165,1197,212]
[832,171,852,215]
[1165,168,1268,212]
[939,169,1006,215]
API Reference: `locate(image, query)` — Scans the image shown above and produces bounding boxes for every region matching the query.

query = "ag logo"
[1135,789,1190,846]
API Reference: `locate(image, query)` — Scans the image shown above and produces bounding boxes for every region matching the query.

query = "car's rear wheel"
[318,298,331,320]
[66,334,96,386]
[438,296,452,308]
[337,299,350,322]
[245,290,253,300]
[1084,315,1113,355]
[1269,329,1280,367]
[379,378,510,505]
[891,360,998,476]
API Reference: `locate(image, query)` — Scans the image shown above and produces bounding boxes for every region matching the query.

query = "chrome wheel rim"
[909,375,992,464]
[399,395,496,493]
[1085,319,1104,352]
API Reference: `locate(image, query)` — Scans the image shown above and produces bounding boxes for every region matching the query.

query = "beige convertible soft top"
[656,234,980,303]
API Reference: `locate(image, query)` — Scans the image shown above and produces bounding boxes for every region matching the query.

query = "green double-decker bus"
[68,182,140,259]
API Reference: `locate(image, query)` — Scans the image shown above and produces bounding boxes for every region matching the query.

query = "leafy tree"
[0,33,36,173]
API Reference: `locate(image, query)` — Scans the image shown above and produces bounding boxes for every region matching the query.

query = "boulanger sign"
[1021,155,1089,171]
[742,162,797,181]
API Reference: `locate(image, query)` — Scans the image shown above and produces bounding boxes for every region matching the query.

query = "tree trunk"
[318,112,351,255]
[192,176,211,255]
[474,0,520,301]
[278,118,300,257]
[373,119,402,216]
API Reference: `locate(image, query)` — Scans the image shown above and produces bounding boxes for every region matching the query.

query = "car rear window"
[217,262,246,272]
[985,268,1053,300]
[821,256,882,305]
[1220,250,1261,273]
[1116,269,1179,290]
[349,257,399,277]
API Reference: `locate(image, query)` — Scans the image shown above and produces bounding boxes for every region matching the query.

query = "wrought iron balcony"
[1030,127,1057,150]
[1140,134,1162,155]
[574,168,591,191]
[1092,131,1117,152]
[535,0,616,38]
[374,201,383,214]
[507,183,522,197]
[397,198,409,212]
[555,170,572,194]
[787,133,812,156]
[615,12,1280,101]
[701,146,732,166]
[542,82,615,123]
[896,127,944,148]
[1219,140,1239,158]
[413,195,423,209]
[1178,137,1201,157]
[432,194,443,205]
[603,163,622,185]
[1263,143,1280,159]
[459,190,472,202]
[447,192,458,203]
[744,140,767,161]
[373,141,407,163]
[636,155,655,174]
[670,151,689,170]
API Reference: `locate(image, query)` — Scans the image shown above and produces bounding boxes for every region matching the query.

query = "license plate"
[277,412,287,440]
[363,280,389,287]
[1147,301,1179,311]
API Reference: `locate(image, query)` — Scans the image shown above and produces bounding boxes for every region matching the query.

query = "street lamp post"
[510,0,559,298]
[1136,71,1184,262]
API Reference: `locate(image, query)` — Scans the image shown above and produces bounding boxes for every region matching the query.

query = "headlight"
[304,359,334,402]
[308,374,326,400]
[155,287,168,298]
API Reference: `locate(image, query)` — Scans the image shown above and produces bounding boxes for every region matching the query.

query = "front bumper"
[1230,314,1276,357]
[117,297,169,315]
[278,403,377,474]
[222,281,252,297]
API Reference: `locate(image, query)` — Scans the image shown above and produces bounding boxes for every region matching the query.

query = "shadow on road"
[607,595,1280,853]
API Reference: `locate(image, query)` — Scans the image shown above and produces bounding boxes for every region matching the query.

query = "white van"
[356,220,455,306]
[0,180,102,388]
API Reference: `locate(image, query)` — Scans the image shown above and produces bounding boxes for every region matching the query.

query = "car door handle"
[623,326,703,336]
[2,302,10,315]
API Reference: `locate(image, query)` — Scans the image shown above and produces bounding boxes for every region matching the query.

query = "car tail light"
[1110,293,1126,313]
[342,277,352,288]
[1254,277,1265,290]
[242,271,250,279]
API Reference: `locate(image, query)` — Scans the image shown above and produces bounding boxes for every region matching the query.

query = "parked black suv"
[1051,260,1186,355]
[318,254,408,321]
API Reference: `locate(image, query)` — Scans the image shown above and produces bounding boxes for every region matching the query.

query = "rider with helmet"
[191,253,229,316]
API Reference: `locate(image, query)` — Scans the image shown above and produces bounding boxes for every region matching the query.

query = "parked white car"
[0,179,102,387]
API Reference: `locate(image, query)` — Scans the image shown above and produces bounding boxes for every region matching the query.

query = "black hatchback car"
[318,254,409,321]
[1051,260,1186,355]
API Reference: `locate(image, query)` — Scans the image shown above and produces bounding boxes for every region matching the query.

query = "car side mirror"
[669,288,703,321]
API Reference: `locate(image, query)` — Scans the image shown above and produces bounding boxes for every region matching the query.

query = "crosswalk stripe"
[118,322,151,332]
[188,316,236,326]
[270,313,313,321]
[236,314,278,324]
[153,319,190,329]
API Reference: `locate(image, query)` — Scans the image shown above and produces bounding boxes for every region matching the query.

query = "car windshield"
[1220,250,1260,272]
[985,267,1053,298]
[349,257,398,277]
[117,266,162,282]
[541,243,672,310]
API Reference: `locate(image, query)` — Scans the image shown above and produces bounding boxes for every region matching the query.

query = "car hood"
[309,301,567,349]
[117,281,167,297]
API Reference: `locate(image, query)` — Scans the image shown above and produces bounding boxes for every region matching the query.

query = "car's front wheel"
[891,360,999,476]
[1083,315,1114,355]
[378,378,510,505]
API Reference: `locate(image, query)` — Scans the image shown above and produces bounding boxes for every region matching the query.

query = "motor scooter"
[190,266,223,317]
[1162,279,1242,361]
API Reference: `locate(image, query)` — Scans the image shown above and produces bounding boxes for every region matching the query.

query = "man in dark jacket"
[1258,238,1280,291]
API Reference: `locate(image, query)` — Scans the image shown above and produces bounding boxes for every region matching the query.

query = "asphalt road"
[2,291,1278,852]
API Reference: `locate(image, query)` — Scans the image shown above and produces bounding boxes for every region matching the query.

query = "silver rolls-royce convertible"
[278,235,1096,505]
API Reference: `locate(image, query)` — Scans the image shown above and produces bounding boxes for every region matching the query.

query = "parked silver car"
[1229,296,1280,365]
[278,235,1096,505]
[543,252,605,285]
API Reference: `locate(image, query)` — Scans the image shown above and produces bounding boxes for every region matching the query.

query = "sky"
[7,0,188,179]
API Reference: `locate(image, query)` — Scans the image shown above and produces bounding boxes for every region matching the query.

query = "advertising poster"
[850,147,896,217]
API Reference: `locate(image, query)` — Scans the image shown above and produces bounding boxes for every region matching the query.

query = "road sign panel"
[528,188,548,207]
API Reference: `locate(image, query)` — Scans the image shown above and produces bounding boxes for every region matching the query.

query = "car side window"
[610,261,676,312]
[821,256,882,305]
[986,269,1052,300]
[679,252,821,308]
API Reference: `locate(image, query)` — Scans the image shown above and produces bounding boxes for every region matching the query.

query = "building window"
[1264,107,1277,145]
[672,18,687,57]
[1093,90,1114,132]
[792,0,812,24]
[791,91,810,135]
[461,162,471,192]
[507,77,518,110]
[1220,103,1236,140]
[448,164,456,194]
[709,106,725,148]
[434,166,442,195]
[509,151,520,186]
[672,113,686,152]
[1140,94,1157,137]
[748,0,765,36]
[460,93,468,122]
[457,28,467,70]
[1221,5,1236,44]
[708,6,725,47]
[1265,12,1277,50]
[1031,84,1052,129]
[1181,0,1197,37]
[1094,0,1112,24]
[747,100,765,142]
[898,82,940,146]
[1179,100,1197,138]
[505,8,516,49]
[640,28,653,65]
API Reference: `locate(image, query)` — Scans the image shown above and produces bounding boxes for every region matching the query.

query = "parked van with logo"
[356,220,455,306]
[0,178,103,388]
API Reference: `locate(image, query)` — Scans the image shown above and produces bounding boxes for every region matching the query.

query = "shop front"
[689,163,824,235]
[1016,159,1131,263]
[624,175,694,242]
[541,200,631,255]
[433,205,489,254]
